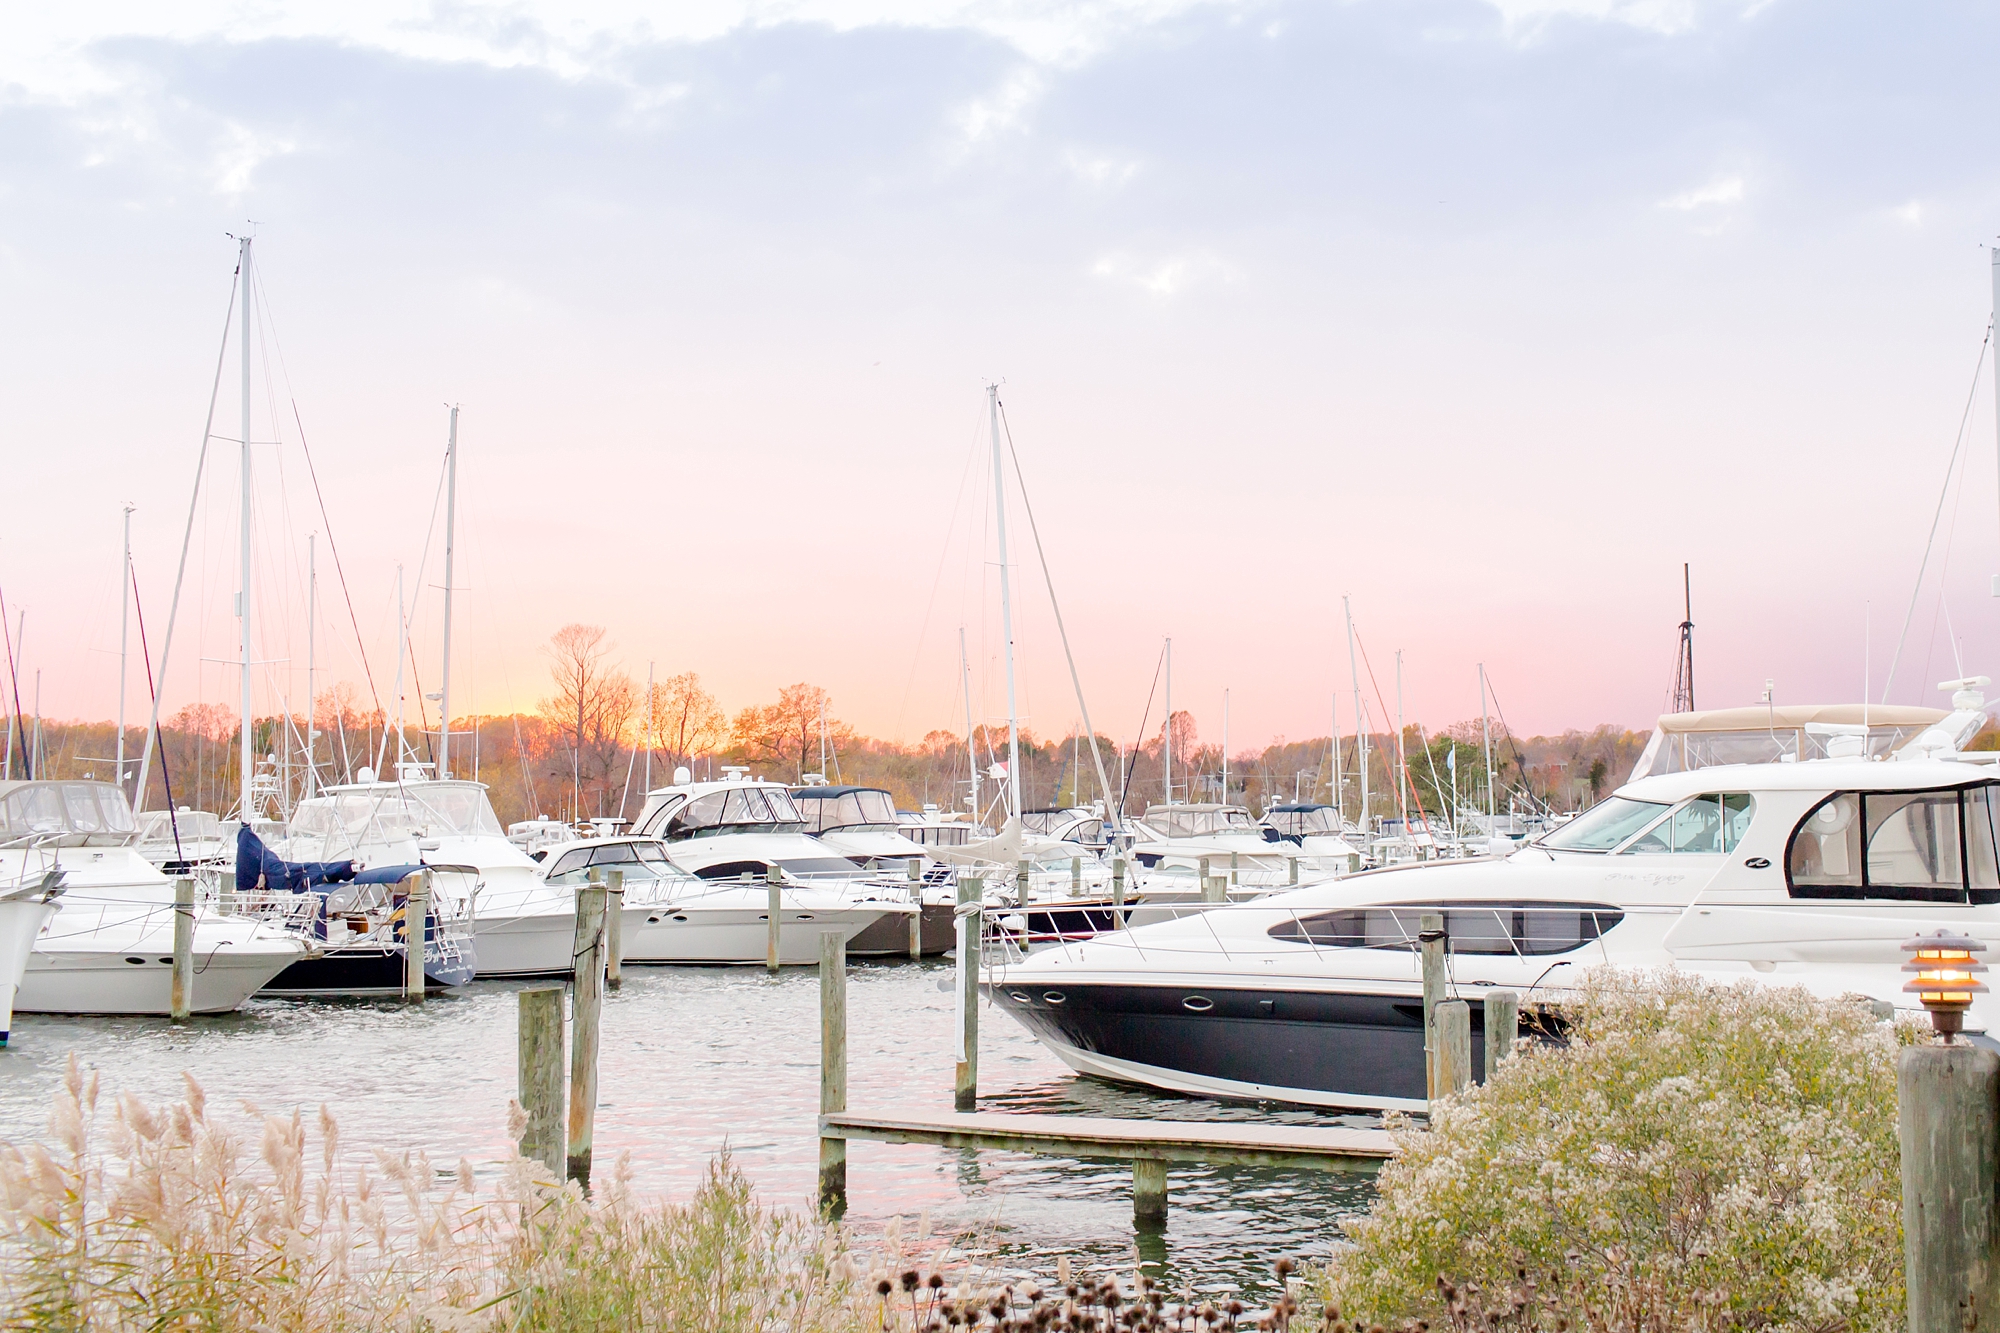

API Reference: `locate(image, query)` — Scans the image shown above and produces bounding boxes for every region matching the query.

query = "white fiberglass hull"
[625,901,889,964]
[0,898,58,1044]
[20,907,304,1016]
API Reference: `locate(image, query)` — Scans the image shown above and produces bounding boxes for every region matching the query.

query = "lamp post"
[1902,930,1989,1041]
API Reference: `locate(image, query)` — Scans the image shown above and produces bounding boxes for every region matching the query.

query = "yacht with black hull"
[985,691,2000,1110]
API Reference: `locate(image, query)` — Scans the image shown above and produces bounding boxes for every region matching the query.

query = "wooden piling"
[1071,856,1082,897]
[1419,912,1446,1099]
[907,859,923,959]
[1198,856,1210,894]
[403,871,429,1003]
[1289,856,1298,886]
[1435,999,1471,1096]
[170,878,194,1021]
[1202,875,1226,904]
[955,875,981,1111]
[568,884,609,1186]
[1483,990,1518,1083]
[1229,851,1238,889]
[766,864,782,973]
[1112,858,1125,923]
[819,930,847,1213]
[517,986,565,1176]
[1900,1043,2000,1332]
[1132,1157,1168,1225]
[1016,858,1030,907]
[605,869,625,990]
[218,869,236,916]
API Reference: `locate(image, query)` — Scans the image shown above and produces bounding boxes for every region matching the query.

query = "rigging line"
[1883,323,1991,703]
[997,398,1122,832]
[1115,641,1168,821]
[131,562,184,862]
[1921,421,1977,691]
[135,260,241,813]
[0,588,23,780]
[290,399,385,722]
[1480,671,1544,815]
[1350,627,1430,832]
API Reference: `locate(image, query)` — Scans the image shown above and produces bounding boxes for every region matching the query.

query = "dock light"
[1901,930,1989,1040]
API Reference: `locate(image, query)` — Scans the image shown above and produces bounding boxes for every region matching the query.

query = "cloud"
[1476,0,1772,38]
[1892,199,1923,227]
[1090,249,1234,297]
[1659,174,1744,211]
[953,64,1044,145]
[211,122,297,195]
[1063,149,1139,187]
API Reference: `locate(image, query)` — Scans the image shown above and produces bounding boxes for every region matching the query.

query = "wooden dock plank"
[819,1111,1395,1173]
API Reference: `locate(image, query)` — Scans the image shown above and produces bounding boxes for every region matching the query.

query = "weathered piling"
[1016,858,1030,907]
[766,864,782,972]
[1229,851,1239,889]
[819,930,847,1213]
[1434,999,1471,1096]
[1202,875,1226,904]
[1198,856,1210,893]
[218,869,236,916]
[907,859,923,959]
[1419,912,1446,1099]
[170,878,194,1021]
[1112,857,1126,922]
[1133,1157,1168,1226]
[1899,1042,2000,1332]
[568,884,609,1185]
[955,875,982,1111]
[403,870,430,1003]
[517,986,565,1176]
[1071,856,1082,897]
[1289,856,1299,886]
[605,869,625,990]
[1483,990,1518,1082]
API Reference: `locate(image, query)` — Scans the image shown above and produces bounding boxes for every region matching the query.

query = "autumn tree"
[731,683,850,782]
[538,623,636,818]
[643,672,727,777]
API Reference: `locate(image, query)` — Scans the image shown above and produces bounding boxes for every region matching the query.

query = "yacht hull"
[0,899,57,1044]
[984,980,1489,1111]
[624,904,886,964]
[847,902,953,956]
[467,910,578,977]
[260,936,478,997]
[20,942,299,1016]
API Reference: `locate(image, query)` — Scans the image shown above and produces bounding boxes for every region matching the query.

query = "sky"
[4,0,2000,758]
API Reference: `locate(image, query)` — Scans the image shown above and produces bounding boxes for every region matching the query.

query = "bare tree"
[646,672,727,777]
[538,624,636,819]
[731,683,847,782]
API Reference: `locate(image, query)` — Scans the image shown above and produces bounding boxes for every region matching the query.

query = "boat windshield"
[793,790,898,834]
[904,823,970,847]
[1143,807,1256,838]
[0,782,136,843]
[665,786,804,838]
[1538,798,1671,852]
[1266,808,1343,837]
[292,784,503,847]
[544,841,681,885]
[137,809,223,843]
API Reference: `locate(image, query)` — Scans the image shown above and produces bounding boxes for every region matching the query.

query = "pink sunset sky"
[3,0,1998,754]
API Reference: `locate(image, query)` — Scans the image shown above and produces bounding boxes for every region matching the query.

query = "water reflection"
[0,960,1380,1296]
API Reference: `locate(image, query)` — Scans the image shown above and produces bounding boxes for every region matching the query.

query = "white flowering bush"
[1324,971,1918,1333]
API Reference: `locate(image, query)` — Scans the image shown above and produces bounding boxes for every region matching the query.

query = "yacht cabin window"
[793,790,898,835]
[663,786,804,839]
[0,782,136,841]
[1268,902,1623,956]
[544,841,679,885]
[1622,794,1754,854]
[1266,808,1344,838]
[1539,798,1670,852]
[1788,784,2000,904]
[1142,807,1255,839]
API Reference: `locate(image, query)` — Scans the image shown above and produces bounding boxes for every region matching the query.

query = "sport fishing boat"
[539,834,898,964]
[985,690,2000,1111]
[7,780,308,1016]
[631,770,922,955]
[284,773,587,977]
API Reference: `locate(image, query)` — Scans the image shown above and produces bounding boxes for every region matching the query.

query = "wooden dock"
[819,1109,1396,1222]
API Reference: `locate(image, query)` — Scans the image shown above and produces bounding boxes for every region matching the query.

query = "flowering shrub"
[1324,971,1917,1333]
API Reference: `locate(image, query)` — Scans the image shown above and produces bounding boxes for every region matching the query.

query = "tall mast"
[440,405,458,780]
[305,533,317,800]
[1163,637,1173,805]
[988,384,1021,825]
[1344,596,1365,832]
[959,626,979,818]
[237,234,255,822]
[393,563,407,777]
[1222,688,1229,806]
[1479,663,1494,826]
[1395,649,1409,842]
[642,660,654,792]
[1671,563,1695,713]
[117,502,134,794]
[1330,692,1342,823]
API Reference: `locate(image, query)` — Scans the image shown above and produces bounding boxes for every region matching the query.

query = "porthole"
[1042,991,1066,1005]
[1183,995,1215,1012]
[799,914,814,920]
[157,957,173,965]
[124,957,145,965]
[1009,990,1032,1003]
[671,914,688,923]
[647,915,663,923]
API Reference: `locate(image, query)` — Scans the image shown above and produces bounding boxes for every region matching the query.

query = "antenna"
[1670,563,1696,714]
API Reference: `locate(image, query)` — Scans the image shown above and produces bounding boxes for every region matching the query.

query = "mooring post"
[1016,858,1030,907]
[1132,1157,1168,1226]
[1289,855,1299,886]
[907,858,924,959]
[403,870,430,1003]
[1900,1042,2000,1332]
[1229,851,1238,890]
[819,929,848,1214]
[605,869,625,990]
[955,875,982,1111]
[1435,999,1471,1096]
[1071,856,1082,897]
[517,986,565,1176]
[1202,874,1226,904]
[1483,990,1518,1083]
[568,883,609,1186]
[218,869,236,916]
[1419,912,1446,1100]
[766,864,783,972]
[170,877,194,1021]
[1112,857,1126,924]
[1198,856,1210,896]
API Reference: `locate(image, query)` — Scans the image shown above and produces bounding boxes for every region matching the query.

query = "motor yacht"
[133,808,233,875]
[7,780,307,1016]
[985,690,2000,1111]
[0,877,62,1043]
[539,834,896,963]
[790,785,961,951]
[1260,803,1365,875]
[1125,803,1330,900]
[631,770,923,955]
[284,773,586,977]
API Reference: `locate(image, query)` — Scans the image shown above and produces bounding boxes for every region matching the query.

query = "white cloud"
[1477,0,1772,38]
[1090,249,1234,297]
[1063,149,1139,187]
[211,122,296,195]
[1893,200,1924,227]
[1659,174,1744,211]
[954,65,1044,145]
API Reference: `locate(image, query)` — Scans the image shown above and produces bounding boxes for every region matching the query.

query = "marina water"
[0,960,1377,1296]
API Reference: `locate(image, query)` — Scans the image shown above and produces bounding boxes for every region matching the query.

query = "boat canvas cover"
[1629,704,1948,782]
[235,825,379,893]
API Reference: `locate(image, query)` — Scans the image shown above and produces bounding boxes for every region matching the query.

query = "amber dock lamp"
[1901,930,1989,1041]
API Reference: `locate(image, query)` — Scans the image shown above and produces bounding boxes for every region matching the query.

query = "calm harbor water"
[0,960,1380,1296]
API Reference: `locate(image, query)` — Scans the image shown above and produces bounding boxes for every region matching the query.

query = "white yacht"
[538,834,895,963]
[7,780,307,1016]
[133,808,234,875]
[1125,803,1331,899]
[985,693,2000,1110]
[0,877,62,1044]
[631,770,921,955]
[285,774,611,977]
[1260,803,1365,874]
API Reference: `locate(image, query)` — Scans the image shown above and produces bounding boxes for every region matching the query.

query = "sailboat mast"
[959,626,979,819]
[1395,650,1409,842]
[117,503,134,793]
[1330,693,1342,821]
[440,406,458,780]
[305,533,317,800]
[1163,637,1173,805]
[1344,596,1365,832]
[1222,688,1229,806]
[1479,663,1494,826]
[643,660,654,793]
[987,385,1022,824]
[393,563,407,776]
[237,234,255,822]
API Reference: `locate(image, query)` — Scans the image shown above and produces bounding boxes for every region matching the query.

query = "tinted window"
[1624,794,1754,854]
[1788,786,1996,904]
[1540,799,1669,852]
[1268,902,1622,956]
